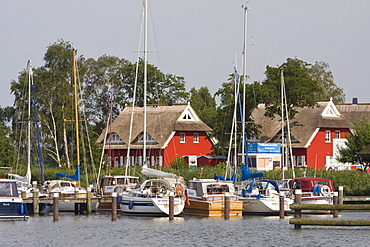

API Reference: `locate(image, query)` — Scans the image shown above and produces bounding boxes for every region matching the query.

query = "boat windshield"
[0,181,19,197]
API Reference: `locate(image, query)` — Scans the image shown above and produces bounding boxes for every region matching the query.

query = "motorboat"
[97,175,139,210]
[238,180,293,215]
[183,178,243,217]
[0,179,29,220]
[43,180,96,212]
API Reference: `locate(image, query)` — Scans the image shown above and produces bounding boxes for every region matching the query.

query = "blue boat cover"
[55,165,80,181]
[241,163,264,181]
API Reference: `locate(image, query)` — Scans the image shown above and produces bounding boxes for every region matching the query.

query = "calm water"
[1,211,370,247]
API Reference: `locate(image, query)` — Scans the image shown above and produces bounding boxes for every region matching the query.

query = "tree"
[189,87,217,128]
[337,119,370,165]
[310,61,345,103]
[0,122,14,167]
[261,58,321,120]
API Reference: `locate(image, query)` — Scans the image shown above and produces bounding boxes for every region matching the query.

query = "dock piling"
[169,192,174,221]
[53,193,59,222]
[87,187,92,215]
[338,186,344,205]
[32,189,39,214]
[333,191,339,218]
[294,189,302,229]
[279,192,285,219]
[224,193,230,220]
[111,192,117,221]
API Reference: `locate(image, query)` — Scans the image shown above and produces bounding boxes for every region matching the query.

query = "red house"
[251,99,354,170]
[96,103,216,167]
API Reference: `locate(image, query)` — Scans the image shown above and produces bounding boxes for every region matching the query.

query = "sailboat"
[43,50,97,212]
[8,60,48,214]
[119,0,185,216]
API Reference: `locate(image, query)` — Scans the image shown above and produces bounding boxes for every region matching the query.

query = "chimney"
[352,98,358,105]
[139,100,144,107]
[168,99,174,106]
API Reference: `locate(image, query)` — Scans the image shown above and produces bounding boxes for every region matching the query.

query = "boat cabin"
[0,180,19,197]
[100,175,139,196]
[187,179,236,198]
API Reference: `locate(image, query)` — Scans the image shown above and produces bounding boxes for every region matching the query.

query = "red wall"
[107,131,213,167]
[294,128,351,169]
[164,131,213,166]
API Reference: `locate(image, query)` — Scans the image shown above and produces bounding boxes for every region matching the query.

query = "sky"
[1,0,369,108]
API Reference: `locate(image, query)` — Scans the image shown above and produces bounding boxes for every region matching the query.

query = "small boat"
[279,177,334,213]
[183,178,243,217]
[238,180,293,215]
[43,180,96,212]
[120,176,185,216]
[0,179,29,220]
[97,175,139,210]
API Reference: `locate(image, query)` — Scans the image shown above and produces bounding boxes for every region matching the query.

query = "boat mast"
[26,60,32,185]
[241,4,249,168]
[73,49,81,187]
[143,0,148,167]
[281,68,285,179]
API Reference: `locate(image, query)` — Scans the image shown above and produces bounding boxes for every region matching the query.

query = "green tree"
[337,119,370,165]
[261,58,321,119]
[310,61,345,103]
[189,87,217,128]
[0,122,14,167]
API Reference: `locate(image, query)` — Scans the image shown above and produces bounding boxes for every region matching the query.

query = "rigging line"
[124,0,144,180]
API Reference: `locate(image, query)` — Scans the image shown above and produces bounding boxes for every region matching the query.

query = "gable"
[178,103,199,121]
[321,98,340,118]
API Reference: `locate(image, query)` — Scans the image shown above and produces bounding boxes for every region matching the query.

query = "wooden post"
[338,186,344,205]
[32,181,37,189]
[169,192,174,221]
[74,203,79,215]
[32,189,39,214]
[53,193,59,222]
[111,192,117,221]
[294,189,302,229]
[279,192,285,219]
[21,190,27,199]
[333,191,339,218]
[224,193,230,220]
[87,187,92,215]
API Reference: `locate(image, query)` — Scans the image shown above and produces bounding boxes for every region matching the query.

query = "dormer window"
[107,133,124,144]
[135,133,157,145]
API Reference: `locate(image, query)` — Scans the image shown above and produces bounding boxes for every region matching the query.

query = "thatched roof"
[359,144,370,156]
[97,103,212,150]
[251,100,353,148]
[335,104,370,123]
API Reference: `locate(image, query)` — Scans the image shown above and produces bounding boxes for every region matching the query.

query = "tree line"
[1,39,361,175]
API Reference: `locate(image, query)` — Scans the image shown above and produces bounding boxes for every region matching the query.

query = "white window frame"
[335,130,340,139]
[180,133,186,143]
[193,133,199,143]
[325,130,331,142]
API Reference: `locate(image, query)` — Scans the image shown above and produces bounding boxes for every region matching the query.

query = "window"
[335,131,340,139]
[107,133,124,144]
[180,133,185,143]
[193,133,199,143]
[325,130,331,142]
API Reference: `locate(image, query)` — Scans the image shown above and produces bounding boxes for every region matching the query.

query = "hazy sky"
[1,0,369,107]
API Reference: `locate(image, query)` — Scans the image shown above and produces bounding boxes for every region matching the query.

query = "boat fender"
[175,187,183,196]
[117,195,122,204]
[20,204,25,215]
[128,199,134,210]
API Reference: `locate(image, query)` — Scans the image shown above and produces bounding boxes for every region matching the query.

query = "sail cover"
[56,165,80,181]
[141,165,178,178]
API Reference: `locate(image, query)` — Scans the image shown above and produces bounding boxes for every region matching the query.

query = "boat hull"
[0,198,29,219]
[183,197,243,217]
[120,196,184,216]
[240,197,292,216]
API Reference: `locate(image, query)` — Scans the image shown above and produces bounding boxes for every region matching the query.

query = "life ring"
[321,185,331,197]
[175,187,183,196]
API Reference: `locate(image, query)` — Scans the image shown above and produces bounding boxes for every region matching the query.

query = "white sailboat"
[235,6,292,215]
[119,0,185,216]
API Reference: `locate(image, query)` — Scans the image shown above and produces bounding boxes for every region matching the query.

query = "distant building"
[251,98,356,170]
[96,103,216,167]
